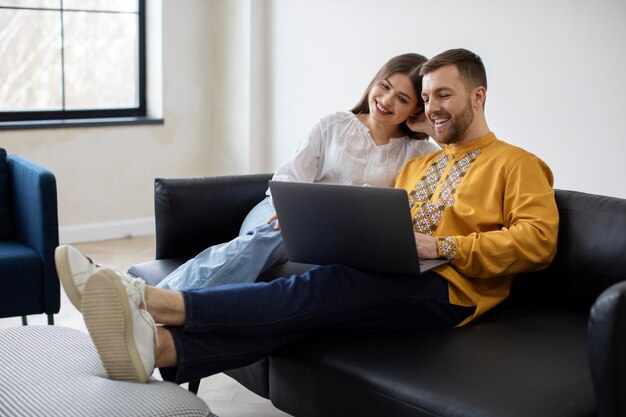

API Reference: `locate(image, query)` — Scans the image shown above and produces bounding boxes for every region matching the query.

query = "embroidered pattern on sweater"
[408,154,448,206]
[438,236,456,260]
[410,150,481,243]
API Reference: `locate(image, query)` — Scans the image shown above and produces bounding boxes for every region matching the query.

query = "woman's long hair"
[350,53,428,140]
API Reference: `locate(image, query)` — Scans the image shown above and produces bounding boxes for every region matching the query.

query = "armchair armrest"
[588,279,626,417]
[154,173,273,260]
[7,155,60,314]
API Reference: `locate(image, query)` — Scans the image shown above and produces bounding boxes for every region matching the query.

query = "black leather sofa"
[129,173,626,417]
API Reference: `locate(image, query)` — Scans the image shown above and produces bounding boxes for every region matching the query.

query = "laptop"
[268,181,449,275]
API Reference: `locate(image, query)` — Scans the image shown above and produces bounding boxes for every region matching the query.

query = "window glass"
[0,9,63,111]
[64,10,138,109]
[0,0,145,124]
[63,0,137,13]
[0,1,60,7]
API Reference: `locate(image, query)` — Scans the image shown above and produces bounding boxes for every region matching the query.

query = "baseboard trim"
[59,217,155,244]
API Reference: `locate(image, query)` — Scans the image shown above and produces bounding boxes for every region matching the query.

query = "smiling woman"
[0,0,150,128]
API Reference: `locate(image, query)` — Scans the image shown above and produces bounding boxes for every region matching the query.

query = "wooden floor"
[0,235,291,417]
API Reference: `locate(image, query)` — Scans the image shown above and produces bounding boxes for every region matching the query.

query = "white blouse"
[269,111,439,195]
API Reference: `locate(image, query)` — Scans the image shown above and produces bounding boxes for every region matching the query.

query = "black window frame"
[0,0,155,129]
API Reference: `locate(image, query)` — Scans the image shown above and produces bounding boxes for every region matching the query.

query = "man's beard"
[435,99,475,145]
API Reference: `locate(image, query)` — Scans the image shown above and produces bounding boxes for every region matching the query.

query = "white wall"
[0,0,624,243]
[267,0,626,199]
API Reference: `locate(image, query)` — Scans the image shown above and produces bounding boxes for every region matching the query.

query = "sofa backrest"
[509,189,626,310]
[154,174,272,260]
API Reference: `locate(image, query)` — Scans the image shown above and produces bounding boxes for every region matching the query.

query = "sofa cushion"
[128,258,187,286]
[0,148,16,240]
[269,307,595,417]
[0,241,43,318]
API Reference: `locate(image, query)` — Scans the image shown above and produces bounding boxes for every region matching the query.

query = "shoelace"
[130,278,159,347]
[86,256,102,269]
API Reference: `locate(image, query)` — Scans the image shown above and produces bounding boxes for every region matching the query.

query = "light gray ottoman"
[0,325,215,417]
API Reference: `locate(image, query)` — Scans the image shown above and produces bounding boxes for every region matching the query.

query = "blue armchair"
[0,148,60,324]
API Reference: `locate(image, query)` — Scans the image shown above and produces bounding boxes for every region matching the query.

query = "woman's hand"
[406,111,435,139]
[267,214,281,230]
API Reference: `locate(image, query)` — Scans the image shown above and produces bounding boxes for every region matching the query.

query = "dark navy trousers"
[161,264,473,383]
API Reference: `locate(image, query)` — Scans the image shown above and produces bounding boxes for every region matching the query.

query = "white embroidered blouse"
[268,111,439,196]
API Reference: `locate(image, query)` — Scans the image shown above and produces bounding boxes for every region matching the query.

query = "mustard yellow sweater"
[394,132,559,325]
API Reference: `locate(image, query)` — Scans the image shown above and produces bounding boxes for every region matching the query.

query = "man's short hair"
[419,48,487,91]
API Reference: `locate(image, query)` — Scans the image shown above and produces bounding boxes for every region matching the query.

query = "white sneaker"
[82,268,157,383]
[54,245,132,312]
[54,245,103,311]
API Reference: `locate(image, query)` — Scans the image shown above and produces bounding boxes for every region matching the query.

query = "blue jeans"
[157,197,287,290]
[160,266,474,383]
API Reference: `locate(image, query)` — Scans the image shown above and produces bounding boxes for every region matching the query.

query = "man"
[56,48,559,385]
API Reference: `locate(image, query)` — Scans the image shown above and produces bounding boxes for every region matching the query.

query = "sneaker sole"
[82,269,149,383]
[54,245,83,312]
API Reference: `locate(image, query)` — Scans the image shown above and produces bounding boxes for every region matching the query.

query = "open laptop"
[269,181,449,275]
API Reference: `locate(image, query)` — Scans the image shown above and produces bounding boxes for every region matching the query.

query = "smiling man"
[401,48,559,324]
[422,61,487,145]
[60,49,559,388]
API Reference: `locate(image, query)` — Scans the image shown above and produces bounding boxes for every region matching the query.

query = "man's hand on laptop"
[414,232,438,259]
[267,214,281,230]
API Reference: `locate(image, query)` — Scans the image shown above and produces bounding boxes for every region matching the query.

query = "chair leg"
[188,379,201,394]
[21,316,28,326]
[47,314,54,325]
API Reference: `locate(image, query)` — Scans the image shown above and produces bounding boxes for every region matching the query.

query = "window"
[0,0,152,128]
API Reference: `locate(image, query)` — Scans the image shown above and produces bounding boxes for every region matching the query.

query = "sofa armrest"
[154,173,273,260]
[7,155,60,314]
[588,279,626,417]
